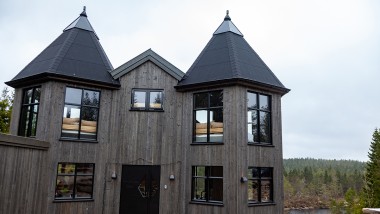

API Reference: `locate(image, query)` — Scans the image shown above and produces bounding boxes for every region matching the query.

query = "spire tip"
[80,6,87,17]
[224,10,231,21]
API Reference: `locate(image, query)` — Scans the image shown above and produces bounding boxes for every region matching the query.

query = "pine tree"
[0,87,13,133]
[363,128,380,207]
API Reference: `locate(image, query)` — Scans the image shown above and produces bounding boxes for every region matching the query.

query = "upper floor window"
[19,86,41,137]
[61,87,100,141]
[247,92,271,144]
[248,167,273,204]
[191,166,223,204]
[55,162,95,200]
[193,91,223,143]
[131,89,163,111]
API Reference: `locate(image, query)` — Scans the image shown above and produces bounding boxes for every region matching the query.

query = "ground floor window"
[248,167,273,204]
[55,163,95,200]
[191,166,223,204]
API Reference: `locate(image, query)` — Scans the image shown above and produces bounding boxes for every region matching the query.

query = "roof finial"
[80,6,87,17]
[224,10,231,21]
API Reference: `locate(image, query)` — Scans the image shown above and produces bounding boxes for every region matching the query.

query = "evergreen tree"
[0,87,13,133]
[363,129,380,207]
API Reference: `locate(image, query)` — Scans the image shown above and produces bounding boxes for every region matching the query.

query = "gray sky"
[1,0,379,161]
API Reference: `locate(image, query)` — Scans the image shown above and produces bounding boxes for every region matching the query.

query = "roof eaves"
[175,78,290,95]
[6,73,120,89]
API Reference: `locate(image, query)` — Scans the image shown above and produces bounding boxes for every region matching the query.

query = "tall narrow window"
[192,166,223,204]
[61,87,100,140]
[131,89,163,111]
[193,91,223,143]
[248,167,273,204]
[55,163,95,200]
[247,92,271,144]
[19,86,41,137]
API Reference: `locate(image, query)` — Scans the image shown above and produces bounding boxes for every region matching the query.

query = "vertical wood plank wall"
[0,134,50,214]
[180,86,284,214]
[4,60,285,213]
[105,61,184,214]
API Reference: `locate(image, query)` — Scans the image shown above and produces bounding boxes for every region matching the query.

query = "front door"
[119,165,160,214]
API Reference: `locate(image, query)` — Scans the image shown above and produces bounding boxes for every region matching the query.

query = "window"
[193,91,223,143]
[55,163,95,200]
[191,166,223,204]
[131,89,163,110]
[247,92,271,144]
[248,167,273,204]
[19,86,41,137]
[61,87,100,140]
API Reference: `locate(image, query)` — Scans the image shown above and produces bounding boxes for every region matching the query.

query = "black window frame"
[191,166,223,205]
[193,90,223,144]
[130,89,164,111]
[54,162,95,201]
[18,86,41,137]
[247,167,274,205]
[247,91,272,145]
[60,87,100,141]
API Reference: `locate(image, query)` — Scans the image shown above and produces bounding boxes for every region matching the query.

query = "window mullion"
[146,91,150,110]
[205,167,210,201]
[73,164,77,199]
[27,104,34,137]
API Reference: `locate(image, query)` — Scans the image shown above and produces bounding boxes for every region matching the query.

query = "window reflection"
[133,91,146,108]
[55,163,94,200]
[149,91,162,109]
[19,86,41,137]
[61,87,99,140]
[193,91,223,143]
[247,92,271,144]
[192,166,223,203]
[131,90,164,110]
[248,167,273,204]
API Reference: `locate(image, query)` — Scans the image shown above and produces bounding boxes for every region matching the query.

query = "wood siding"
[180,86,284,214]
[0,134,50,214]
[105,61,184,213]
[4,61,285,214]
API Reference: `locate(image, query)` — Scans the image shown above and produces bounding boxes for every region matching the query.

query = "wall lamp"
[111,172,117,179]
[240,176,248,183]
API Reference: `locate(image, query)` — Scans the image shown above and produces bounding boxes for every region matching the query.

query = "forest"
[284,158,365,211]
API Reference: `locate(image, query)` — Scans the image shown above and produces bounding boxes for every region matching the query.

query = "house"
[0,7,289,214]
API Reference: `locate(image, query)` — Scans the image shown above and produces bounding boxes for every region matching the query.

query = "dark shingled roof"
[6,7,120,89]
[177,12,289,94]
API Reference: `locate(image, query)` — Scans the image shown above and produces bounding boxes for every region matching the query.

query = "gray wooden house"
[1,8,289,214]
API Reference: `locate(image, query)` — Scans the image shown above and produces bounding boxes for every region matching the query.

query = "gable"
[111,49,185,81]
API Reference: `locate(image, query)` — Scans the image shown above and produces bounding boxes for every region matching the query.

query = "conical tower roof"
[6,7,120,89]
[176,11,289,94]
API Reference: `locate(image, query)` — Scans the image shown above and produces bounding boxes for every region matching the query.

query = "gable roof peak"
[213,10,243,36]
[63,6,97,37]
[111,49,185,81]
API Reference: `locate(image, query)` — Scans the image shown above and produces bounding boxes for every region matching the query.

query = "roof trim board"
[111,49,185,80]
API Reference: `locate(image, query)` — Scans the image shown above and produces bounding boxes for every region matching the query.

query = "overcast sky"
[1,0,379,161]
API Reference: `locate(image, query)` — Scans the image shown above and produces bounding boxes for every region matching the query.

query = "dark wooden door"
[119,165,160,214]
